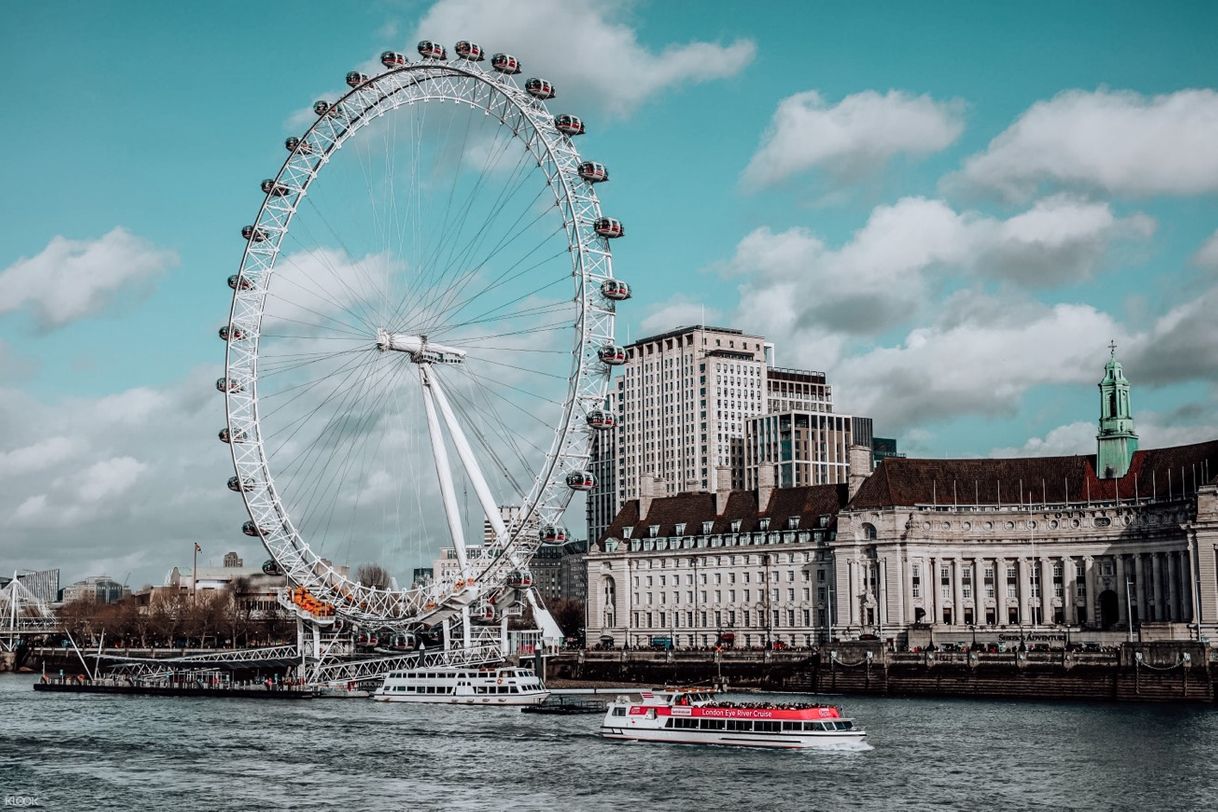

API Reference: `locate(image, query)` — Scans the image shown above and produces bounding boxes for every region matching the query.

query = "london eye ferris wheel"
[217,41,630,629]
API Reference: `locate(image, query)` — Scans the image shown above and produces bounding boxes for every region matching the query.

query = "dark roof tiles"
[849,439,1218,509]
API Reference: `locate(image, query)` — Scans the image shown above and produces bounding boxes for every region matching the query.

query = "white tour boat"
[373,666,549,706]
[600,690,866,749]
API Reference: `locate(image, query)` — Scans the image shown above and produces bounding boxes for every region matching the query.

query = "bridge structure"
[92,619,508,687]
[1,576,61,652]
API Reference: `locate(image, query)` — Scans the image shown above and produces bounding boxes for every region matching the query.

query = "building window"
[984,567,995,599]
[675,523,686,536]
[862,523,877,540]
[912,564,921,598]
[1007,566,1018,599]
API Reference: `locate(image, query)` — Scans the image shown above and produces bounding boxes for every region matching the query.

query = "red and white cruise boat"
[600,690,866,749]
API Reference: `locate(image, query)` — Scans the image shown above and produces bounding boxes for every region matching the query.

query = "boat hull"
[600,725,866,749]
[373,690,550,706]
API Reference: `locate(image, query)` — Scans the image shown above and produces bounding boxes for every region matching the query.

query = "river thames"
[2,673,1215,810]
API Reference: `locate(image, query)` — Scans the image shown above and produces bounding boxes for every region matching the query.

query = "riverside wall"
[550,641,1218,704]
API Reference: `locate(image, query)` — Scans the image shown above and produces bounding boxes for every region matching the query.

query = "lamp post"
[968,624,977,650]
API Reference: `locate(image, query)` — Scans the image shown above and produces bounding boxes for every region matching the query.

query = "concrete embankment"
[550,642,1217,704]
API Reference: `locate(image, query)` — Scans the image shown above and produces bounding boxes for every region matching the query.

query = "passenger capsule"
[260,179,291,197]
[507,571,533,588]
[227,475,254,493]
[525,78,555,100]
[242,520,265,537]
[284,136,314,154]
[218,325,247,342]
[586,409,616,430]
[479,605,495,621]
[380,51,408,69]
[598,344,627,366]
[417,40,446,60]
[455,41,484,61]
[566,470,596,491]
[216,377,243,393]
[346,71,370,88]
[241,225,268,243]
[227,274,253,291]
[491,53,521,74]
[594,217,625,238]
[554,114,585,136]
[261,559,283,576]
[313,100,331,116]
[218,427,247,444]
[600,278,631,301]
[539,525,569,544]
[578,161,609,183]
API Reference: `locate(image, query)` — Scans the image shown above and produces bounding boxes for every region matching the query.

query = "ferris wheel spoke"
[271,248,385,335]
[409,211,560,338]
[296,361,414,555]
[257,347,369,380]
[390,138,536,332]
[423,246,569,335]
[430,278,570,337]
[260,351,383,445]
[437,320,570,345]
[275,357,410,523]
[410,183,558,331]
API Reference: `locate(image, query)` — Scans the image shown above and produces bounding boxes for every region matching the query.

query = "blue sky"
[2,1,1217,584]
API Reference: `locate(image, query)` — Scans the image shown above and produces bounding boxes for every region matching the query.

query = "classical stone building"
[834,351,1218,645]
[588,350,1218,648]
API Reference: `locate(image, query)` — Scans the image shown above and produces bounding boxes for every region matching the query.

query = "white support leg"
[501,615,509,654]
[443,617,451,652]
[461,606,471,649]
[420,367,468,574]
[426,370,511,545]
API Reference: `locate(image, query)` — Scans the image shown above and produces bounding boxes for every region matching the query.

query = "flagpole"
[193,542,199,604]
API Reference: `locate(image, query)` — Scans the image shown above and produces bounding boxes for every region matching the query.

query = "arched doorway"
[1099,590,1119,630]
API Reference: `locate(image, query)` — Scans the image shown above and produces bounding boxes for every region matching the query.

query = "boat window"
[612,707,626,717]
[698,719,725,730]
[782,722,799,731]
[664,719,674,728]
[837,721,854,730]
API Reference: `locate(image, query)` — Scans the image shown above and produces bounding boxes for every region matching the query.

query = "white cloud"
[0,437,82,477]
[0,228,178,329]
[992,412,1218,459]
[721,195,1152,373]
[952,88,1218,199]
[639,298,720,337]
[830,297,1124,432]
[743,90,965,189]
[77,456,147,503]
[1194,229,1218,270]
[990,422,1094,458]
[412,0,756,117]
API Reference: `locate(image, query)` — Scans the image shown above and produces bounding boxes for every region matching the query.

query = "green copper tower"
[1096,341,1138,478]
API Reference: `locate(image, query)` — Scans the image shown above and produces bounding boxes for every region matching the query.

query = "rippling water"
[2,673,1216,810]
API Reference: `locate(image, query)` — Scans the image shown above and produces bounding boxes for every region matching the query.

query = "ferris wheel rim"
[221,56,618,627]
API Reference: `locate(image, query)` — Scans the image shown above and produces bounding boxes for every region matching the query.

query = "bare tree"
[355,563,392,589]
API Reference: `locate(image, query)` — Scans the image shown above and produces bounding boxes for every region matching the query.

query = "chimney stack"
[757,464,776,513]
[639,473,656,519]
[715,464,733,515]
[848,444,873,500]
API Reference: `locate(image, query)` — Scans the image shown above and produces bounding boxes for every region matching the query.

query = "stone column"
[928,556,938,625]
[1041,557,1054,626]
[1115,553,1127,625]
[1167,551,1179,622]
[1149,552,1159,623]
[952,558,964,627]
[1133,553,1146,626]
[1061,556,1074,625]
[971,558,982,625]
[1084,556,1097,628]
[1019,557,1033,625]
[1181,549,1194,622]
[997,556,1009,625]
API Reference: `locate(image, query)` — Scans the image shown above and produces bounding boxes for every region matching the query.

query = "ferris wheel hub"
[374,329,466,365]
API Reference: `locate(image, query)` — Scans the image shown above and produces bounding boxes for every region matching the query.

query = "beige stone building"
[588,352,1218,648]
